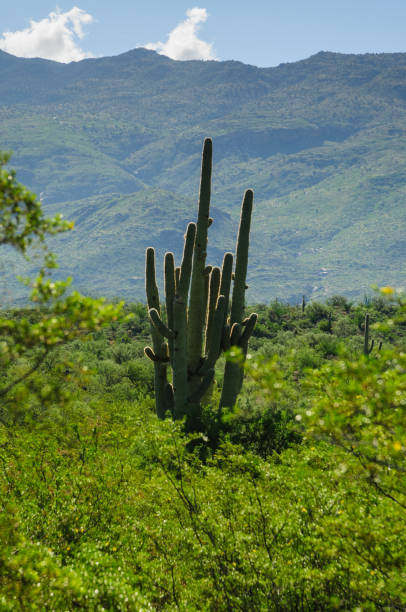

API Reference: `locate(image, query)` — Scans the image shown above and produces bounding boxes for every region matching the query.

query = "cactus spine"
[144,138,256,422]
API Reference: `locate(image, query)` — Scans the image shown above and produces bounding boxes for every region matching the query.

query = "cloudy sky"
[2,1,406,66]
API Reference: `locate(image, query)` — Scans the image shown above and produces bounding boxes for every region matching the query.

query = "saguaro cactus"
[144,138,256,422]
[363,313,374,356]
[363,313,382,356]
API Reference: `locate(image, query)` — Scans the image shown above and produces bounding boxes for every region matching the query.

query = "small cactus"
[327,311,332,334]
[363,313,375,356]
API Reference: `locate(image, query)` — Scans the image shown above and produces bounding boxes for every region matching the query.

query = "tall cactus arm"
[203,266,212,340]
[144,346,170,363]
[222,324,231,351]
[238,312,257,351]
[173,296,188,419]
[205,267,221,355]
[178,223,196,298]
[230,322,242,346]
[220,360,237,408]
[363,313,375,356]
[164,252,176,360]
[149,308,174,339]
[230,189,253,326]
[188,138,213,373]
[219,252,233,333]
[145,247,168,418]
[221,190,255,409]
[219,252,235,355]
[200,295,226,375]
[220,313,257,409]
[172,222,196,419]
[145,247,160,312]
[165,383,174,413]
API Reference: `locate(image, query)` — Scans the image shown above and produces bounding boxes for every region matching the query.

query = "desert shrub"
[307,331,340,358]
[370,295,396,315]
[2,270,405,609]
[96,360,126,388]
[305,301,330,323]
[252,320,272,338]
[333,314,357,337]
[0,507,84,611]
[221,396,301,457]
[2,349,406,611]
[268,298,290,322]
[126,359,154,390]
[326,294,353,312]
[76,339,111,361]
[110,342,140,364]
[296,346,322,370]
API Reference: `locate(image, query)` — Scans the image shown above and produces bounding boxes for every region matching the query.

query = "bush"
[221,395,301,458]
[305,301,330,323]
[126,359,154,391]
[326,294,353,312]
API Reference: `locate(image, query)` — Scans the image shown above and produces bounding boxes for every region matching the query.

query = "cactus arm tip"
[149,308,174,339]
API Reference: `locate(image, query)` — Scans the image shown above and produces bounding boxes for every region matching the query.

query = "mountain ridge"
[1,48,405,302]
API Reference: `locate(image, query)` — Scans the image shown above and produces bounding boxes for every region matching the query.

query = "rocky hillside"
[1,48,406,302]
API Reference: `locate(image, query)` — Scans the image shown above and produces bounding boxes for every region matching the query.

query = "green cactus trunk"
[173,223,195,417]
[187,139,212,399]
[145,247,168,419]
[220,190,254,408]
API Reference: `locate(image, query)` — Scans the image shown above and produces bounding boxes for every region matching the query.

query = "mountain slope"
[1,48,405,302]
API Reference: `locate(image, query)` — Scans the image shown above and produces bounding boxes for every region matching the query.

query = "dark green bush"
[305,301,330,323]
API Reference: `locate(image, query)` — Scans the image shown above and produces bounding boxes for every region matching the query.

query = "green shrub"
[97,360,126,387]
[221,396,301,457]
[126,359,154,391]
[296,346,322,370]
[326,294,353,312]
[305,301,330,323]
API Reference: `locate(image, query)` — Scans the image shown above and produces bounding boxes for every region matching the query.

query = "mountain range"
[1,47,406,303]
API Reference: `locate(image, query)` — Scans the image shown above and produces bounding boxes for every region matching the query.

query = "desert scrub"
[2,391,405,610]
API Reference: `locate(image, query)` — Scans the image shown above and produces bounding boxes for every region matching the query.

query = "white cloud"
[144,7,216,61]
[0,7,94,63]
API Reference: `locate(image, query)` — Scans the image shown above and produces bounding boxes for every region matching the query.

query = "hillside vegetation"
[2,293,406,610]
[1,150,406,609]
[1,49,406,301]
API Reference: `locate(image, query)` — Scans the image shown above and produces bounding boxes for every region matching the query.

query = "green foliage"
[0,506,83,611]
[1,387,405,609]
[220,395,301,458]
[0,154,126,424]
[302,291,406,507]
[305,301,330,324]
[305,349,406,502]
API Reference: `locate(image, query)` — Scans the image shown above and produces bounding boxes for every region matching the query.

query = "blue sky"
[2,1,406,66]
